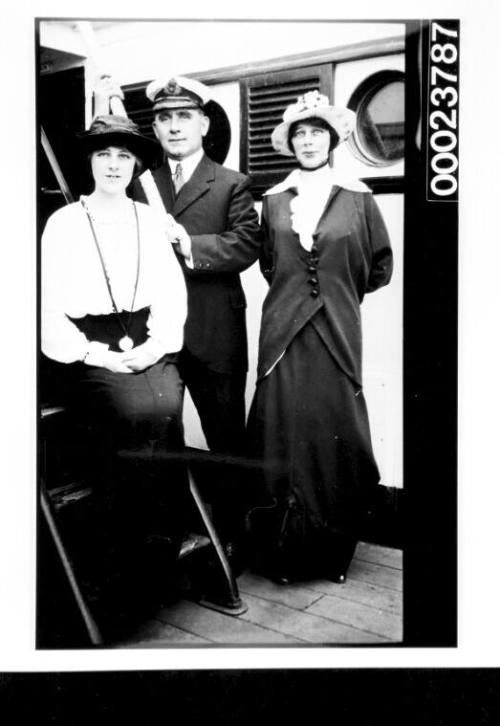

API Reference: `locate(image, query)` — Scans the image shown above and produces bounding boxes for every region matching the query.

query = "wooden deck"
[117,541,402,647]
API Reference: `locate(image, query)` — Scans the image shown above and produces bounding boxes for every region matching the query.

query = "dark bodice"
[257,185,393,385]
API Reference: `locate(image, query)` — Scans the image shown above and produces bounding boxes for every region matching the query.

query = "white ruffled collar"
[264,167,371,196]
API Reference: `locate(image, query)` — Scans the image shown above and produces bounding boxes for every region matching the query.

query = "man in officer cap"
[134,76,260,568]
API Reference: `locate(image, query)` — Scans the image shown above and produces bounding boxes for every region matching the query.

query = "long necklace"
[81,198,141,352]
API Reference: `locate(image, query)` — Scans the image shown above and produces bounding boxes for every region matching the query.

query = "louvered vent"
[247,76,323,176]
[122,83,157,140]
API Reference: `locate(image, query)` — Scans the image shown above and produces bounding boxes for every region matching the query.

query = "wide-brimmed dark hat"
[78,115,160,169]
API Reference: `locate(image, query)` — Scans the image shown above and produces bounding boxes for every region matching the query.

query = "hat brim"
[271,106,356,157]
[78,130,161,171]
[152,99,202,112]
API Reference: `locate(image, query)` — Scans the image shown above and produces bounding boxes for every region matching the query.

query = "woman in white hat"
[41,115,188,630]
[247,91,393,584]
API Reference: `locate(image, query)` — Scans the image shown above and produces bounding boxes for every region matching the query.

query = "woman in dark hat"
[41,115,188,627]
[247,92,393,584]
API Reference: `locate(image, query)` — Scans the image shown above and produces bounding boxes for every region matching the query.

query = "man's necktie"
[173,162,184,196]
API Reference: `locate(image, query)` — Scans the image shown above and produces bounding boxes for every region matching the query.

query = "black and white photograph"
[34,17,455,649]
[5,0,500,672]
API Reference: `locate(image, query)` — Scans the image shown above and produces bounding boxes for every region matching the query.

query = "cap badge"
[165,78,182,96]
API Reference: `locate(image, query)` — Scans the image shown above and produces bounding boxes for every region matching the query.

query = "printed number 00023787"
[427,21,459,200]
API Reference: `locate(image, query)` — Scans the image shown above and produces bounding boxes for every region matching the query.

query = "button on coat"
[257,185,393,385]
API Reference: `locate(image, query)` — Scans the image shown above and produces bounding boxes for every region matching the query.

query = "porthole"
[347,70,405,167]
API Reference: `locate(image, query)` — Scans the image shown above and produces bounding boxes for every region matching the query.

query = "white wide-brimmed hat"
[271,90,356,157]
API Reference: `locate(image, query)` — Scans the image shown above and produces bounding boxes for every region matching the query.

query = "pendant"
[118,335,134,351]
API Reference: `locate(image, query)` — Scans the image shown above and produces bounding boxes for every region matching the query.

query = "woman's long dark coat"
[257,184,393,386]
[247,183,393,579]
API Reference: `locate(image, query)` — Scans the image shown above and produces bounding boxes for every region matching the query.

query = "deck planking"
[305,577,403,616]
[236,591,390,644]
[117,541,403,648]
[305,593,402,641]
[355,541,403,569]
[154,600,304,645]
[346,558,403,592]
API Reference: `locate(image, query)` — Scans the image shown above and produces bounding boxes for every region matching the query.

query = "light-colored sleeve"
[41,210,109,364]
[142,210,188,356]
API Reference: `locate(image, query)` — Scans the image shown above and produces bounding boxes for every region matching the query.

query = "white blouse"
[265,166,371,251]
[42,197,188,364]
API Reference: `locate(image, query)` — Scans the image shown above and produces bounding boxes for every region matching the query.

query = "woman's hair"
[287,116,340,155]
[132,155,144,178]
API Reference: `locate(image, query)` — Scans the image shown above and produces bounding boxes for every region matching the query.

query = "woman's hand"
[83,345,132,373]
[121,343,158,372]
[99,350,134,374]
[83,342,160,373]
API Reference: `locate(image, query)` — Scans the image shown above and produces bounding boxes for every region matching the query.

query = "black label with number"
[426,19,460,202]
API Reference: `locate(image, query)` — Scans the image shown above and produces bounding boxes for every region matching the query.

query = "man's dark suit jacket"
[133,154,260,374]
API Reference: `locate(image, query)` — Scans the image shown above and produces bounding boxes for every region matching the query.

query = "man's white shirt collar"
[167,148,205,184]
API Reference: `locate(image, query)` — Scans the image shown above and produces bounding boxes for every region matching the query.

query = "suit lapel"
[173,154,215,216]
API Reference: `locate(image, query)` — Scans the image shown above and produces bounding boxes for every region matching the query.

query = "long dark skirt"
[247,317,380,581]
[63,308,189,540]
[54,357,191,626]
[67,356,189,536]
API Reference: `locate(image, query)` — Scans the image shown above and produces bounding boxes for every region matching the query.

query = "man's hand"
[165,214,192,260]
[93,74,124,116]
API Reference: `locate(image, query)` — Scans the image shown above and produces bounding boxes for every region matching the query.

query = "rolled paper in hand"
[138,169,173,229]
